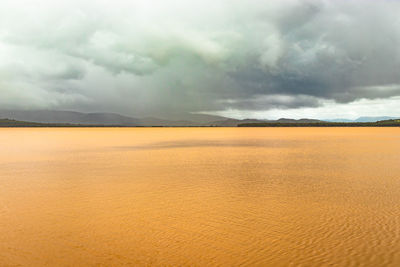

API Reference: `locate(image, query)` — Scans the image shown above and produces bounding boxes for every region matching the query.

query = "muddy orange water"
[1,128,400,266]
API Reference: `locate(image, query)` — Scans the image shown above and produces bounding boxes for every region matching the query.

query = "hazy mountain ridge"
[3,110,397,127]
[209,119,268,127]
[0,110,228,126]
[0,110,140,125]
[0,119,90,127]
[210,118,323,127]
[0,110,265,126]
[1,111,399,127]
[326,116,400,123]
[275,118,323,123]
[0,119,53,127]
[238,119,400,127]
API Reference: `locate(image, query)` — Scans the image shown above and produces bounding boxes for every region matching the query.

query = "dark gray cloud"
[0,0,399,118]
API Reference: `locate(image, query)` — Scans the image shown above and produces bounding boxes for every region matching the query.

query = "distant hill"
[0,110,231,126]
[2,116,400,128]
[209,118,322,127]
[209,119,269,127]
[2,109,397,127]
[238,119,400,127]
[0,110,141,125]
[0,118,82,127]
[327,116,400,123]
[138,117,202,126]
[0,118,129,127]
[0,110,324,127]
[162,113,229,124]
[275,118,323,123]
[0,119,47,127]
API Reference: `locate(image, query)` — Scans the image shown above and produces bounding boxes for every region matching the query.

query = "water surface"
[1,128,400,266]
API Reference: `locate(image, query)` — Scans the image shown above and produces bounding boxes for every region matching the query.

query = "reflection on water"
[1,128,400,266]
[117,139,300,150]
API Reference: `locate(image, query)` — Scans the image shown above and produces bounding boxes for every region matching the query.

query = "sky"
[1,0,400,120]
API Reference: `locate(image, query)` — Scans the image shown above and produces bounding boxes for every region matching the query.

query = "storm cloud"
[0,0,399,118]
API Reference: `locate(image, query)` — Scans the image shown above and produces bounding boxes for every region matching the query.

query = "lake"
[1,128,400,266]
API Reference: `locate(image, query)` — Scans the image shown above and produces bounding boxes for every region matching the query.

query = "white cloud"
[208,96,400,120]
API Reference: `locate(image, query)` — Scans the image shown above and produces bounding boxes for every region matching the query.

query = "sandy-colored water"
[1,128,400,266]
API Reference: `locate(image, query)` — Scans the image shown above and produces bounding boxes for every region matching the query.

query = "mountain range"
[326,117,400,123]
[0,110,323,127]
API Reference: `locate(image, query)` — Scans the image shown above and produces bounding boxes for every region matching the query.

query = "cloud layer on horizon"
[1,0,400,119]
